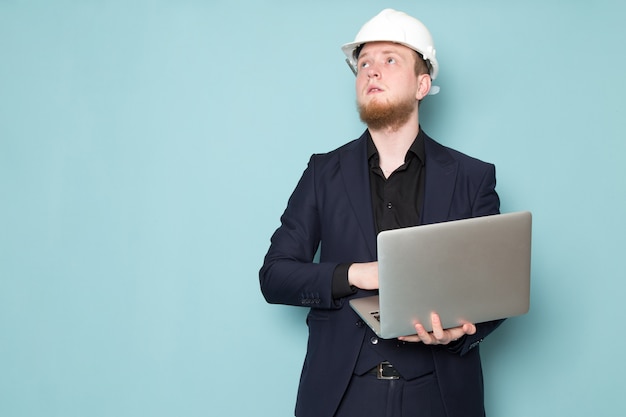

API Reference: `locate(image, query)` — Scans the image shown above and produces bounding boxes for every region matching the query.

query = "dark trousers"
[334,372,446,417]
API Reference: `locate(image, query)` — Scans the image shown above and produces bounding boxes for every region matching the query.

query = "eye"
[386,57,396,64]
[360,61,370,69]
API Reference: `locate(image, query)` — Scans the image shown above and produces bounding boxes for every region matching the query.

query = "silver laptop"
[349,211,532,339]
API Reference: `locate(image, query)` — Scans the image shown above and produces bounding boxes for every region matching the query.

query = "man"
[260,8,503,417]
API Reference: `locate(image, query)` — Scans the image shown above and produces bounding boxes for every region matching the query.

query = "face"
[355,42,430,130]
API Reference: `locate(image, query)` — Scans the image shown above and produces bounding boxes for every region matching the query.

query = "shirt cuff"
[332,263,357,299]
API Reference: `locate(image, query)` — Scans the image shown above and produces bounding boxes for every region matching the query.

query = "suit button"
[370,337,379,345]
[356,321,364,328]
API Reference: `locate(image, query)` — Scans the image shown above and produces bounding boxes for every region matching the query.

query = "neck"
[369,118,420,172]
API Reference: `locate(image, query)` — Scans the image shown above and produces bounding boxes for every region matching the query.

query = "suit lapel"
[422,135,458,225]
[339,134,377,258]
[336,132,458,255]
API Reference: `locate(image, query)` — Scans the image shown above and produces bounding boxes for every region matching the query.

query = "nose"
[367,63,381,79]
[363,62,380,78]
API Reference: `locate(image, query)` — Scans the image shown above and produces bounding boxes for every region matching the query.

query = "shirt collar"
[366,128,426,164]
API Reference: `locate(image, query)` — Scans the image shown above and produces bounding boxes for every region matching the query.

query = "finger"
[463,323,477,335]
[445,324,475,344]
[447,328,465,342]
[430,312,445,341]
[398,323,427,343]
[414,323,433,344]
[397,335,421,343]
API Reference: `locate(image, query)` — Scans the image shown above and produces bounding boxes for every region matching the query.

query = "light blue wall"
[1,1,624,416]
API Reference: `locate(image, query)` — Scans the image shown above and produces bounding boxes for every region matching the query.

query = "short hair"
[413,51,431,77]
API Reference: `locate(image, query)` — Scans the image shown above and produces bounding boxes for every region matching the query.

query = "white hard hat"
[341,9,440,93]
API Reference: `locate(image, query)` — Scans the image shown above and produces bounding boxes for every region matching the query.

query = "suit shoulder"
[424,135,495,170]
[312,137,361,158]
[308,136,363,168]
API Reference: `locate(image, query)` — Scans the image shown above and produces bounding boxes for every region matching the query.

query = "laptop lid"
[350,211,532,339]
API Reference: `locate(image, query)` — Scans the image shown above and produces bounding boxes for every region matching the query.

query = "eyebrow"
[357,49,404,61]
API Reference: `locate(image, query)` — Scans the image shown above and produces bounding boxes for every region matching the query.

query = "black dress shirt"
[332,129,426,298]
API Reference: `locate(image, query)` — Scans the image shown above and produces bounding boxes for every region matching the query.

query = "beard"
[357,95,416,131]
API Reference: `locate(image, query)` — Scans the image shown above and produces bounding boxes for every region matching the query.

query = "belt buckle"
[377,361,400,380]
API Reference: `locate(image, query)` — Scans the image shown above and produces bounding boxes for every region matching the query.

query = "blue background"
[1,1,625,416]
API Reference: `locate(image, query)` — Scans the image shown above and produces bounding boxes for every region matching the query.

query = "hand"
[397,312,476,345]
[347,262,378,290]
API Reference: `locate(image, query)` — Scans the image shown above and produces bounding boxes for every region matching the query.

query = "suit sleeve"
[259,155,340,310]
[453,161,505,356]
[470,162,500,218]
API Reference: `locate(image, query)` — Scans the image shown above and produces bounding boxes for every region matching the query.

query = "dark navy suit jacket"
[260,130,503,417]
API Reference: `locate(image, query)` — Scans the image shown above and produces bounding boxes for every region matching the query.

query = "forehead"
[357,41,415,59]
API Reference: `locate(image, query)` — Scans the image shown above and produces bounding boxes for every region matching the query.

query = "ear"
[415,74,432,100]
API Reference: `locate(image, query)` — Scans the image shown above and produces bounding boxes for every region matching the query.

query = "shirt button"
[387,202,393,209]
[370,337,379,345]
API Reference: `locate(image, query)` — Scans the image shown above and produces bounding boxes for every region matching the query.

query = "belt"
[368,361,402,380]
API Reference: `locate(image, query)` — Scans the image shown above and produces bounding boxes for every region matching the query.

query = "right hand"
[347,262,379,290]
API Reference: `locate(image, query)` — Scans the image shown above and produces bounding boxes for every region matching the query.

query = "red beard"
[357,96,415,131]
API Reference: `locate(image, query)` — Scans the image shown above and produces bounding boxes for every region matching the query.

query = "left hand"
[397,312,476,345]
